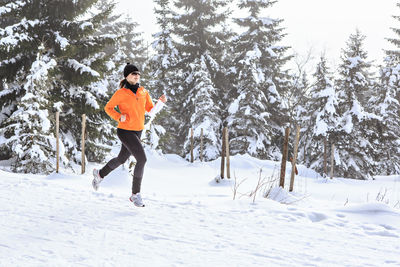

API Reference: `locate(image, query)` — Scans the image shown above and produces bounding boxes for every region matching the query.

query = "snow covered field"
[1,150,400,266]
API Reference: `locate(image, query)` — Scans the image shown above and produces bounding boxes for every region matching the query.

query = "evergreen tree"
[375,1,400,174]
[172,0,231,161]
[305,56,339,175]
[0,0,26,147]
[1,48,58,173]
[291,72,312,166]
[362,2,400,174]
[94,2,148,93]
[386,2,400,66]
[93,0,122,93]
[375,57,400,174]
[227,0,291,160]
[0,0,118,171]
[117,14,148,74]
[147,0,180,151]
[334,30,378,179]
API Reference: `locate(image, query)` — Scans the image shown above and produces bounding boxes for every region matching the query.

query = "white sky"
[116,0,399,70]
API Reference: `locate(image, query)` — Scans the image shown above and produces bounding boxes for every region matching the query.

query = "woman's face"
[126,72,140,84]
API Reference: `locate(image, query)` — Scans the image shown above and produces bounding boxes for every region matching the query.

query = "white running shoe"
[92,168,103,191]
[129,193,145,207]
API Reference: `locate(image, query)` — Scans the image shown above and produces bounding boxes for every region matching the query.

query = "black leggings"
[99,128,147,194]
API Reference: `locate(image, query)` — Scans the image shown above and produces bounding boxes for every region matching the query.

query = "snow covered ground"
[1,150,400,266]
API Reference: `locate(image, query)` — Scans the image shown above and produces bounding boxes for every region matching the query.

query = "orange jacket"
[104,87,154,131]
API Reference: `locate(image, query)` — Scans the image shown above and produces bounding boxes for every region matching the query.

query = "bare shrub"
[231,172,247,200]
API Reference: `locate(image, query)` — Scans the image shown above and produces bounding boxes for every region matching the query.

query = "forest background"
[1,0,400,180]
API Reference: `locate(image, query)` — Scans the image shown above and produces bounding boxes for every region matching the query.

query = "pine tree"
[94,1,148,92]
[172,0,231,161]
[386,2,400,65]
[93,0,123,93]
[375,1,400,174]
[117,14,148,74]
[371,68,400,175]
[0,0,118,171]
[227,0,291,160]
[305,56,339,175]
[147,0,180,151]
[291,71,312,166]
[377,6,400,174]
[1,48,57,173]
[0,0,27,152]
[334,30,379,179]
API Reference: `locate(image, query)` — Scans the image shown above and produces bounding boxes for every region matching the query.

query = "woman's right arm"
[104,90,122,122]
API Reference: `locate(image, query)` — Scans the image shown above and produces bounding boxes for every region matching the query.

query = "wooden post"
[220,127,226,179]
[56,111,60,173]
[200,128,203,162]
[323,137,327,177]
[81,114,86,174]
[280,127,290,188]
[303,138,306,164]
[190,128,194,163]
[330,144,335,179]
[289,125,300,192]
[225,127,230,179]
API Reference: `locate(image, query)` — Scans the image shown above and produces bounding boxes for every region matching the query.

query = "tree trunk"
[280,127,290,188]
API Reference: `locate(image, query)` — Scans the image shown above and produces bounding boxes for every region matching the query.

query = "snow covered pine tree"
[373,2,400,175]
[333,30,380,179]
[306,56,339,175]
[227,0,291,160]
[147,0,180,152]
[0,0,119,172]
[1,47,57,173]
[172,0,231,161]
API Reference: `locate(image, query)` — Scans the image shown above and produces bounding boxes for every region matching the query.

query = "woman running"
[92,63,167,207]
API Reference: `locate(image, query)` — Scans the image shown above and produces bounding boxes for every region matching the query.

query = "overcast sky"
[116,0,399,69]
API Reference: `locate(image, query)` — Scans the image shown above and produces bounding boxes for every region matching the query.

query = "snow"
[38,109,51,132]
[236,16,276,26]
[24,54,57,92]
[0,1,26,16]
[0,151,399,266]
[0,18,39,46]
[84,91,99,109]
[29,144,48,161]
[314,120,328,136]
[54,31,69,50]
[342,113,354,134]
[53,102,64,112]
[79,22,93,30]
[67,59,100,77]
[228,96,241,114]
[347,56,362,68]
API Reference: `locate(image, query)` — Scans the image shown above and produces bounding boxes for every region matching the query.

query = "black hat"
[123,63,140,78]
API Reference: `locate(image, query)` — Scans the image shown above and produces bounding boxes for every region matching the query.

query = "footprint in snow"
[307,212,328,222]
[364,230,399,238]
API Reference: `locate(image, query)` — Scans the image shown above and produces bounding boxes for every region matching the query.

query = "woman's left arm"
[146,94,167,117]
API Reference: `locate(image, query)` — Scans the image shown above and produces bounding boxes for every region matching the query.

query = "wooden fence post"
[220,127,226,179]
[81,114,86,174]
[289,125,300,192]
[190,128,194,163]
[280,127,290,188]
[56,111,60,173]
[225,126,230,179]
[200,128,203,162]
[330,144,334,179]
[323,137,327,177]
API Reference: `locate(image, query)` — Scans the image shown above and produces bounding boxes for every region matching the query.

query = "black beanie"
[123,63,139,78]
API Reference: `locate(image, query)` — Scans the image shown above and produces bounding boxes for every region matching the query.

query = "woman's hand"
[159,95,167,103]
[120,114,127,122]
